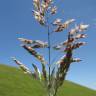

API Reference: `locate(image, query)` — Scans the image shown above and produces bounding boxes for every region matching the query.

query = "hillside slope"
[0,64,96,96]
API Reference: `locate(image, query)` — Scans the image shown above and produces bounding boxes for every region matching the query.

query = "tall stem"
[47,16,51,83]
[48,26,51,82]
[46,10,51,96]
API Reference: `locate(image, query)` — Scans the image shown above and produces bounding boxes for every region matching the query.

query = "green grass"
[0,64,96,96]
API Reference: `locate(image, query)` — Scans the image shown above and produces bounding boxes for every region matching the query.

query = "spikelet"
[44,0,52,4]
[21,45,46,64]
[53,38,74,51]
[32,40,48,48]
[35,40,48,47]
[71,58,82,62]
[64,19,75,26]
[52,18,62,26]
[32,10,45,25]
[41,2,48,15]
[12,57,31,74]
[69,25,79,35]
[18,38,48,48]
[54,25,64,32]
[61,19,75,29]
[51,6,57,14]
[53,45,63,50]
[31,44,48,48]
[75,34,87,39]
[18,38,34,44]
[79,24,89,31]
[72,42,86,50]
[60,38,74,46]
[33,0,40,11]
[54,19,75,32]
[69,24,89,35]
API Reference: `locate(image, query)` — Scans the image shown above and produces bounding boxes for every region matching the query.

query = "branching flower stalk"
[12,0,89,96]
[46,12,51,84]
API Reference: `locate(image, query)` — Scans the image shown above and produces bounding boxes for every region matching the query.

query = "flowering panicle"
[53,21,89,90]
[12,0,89,96]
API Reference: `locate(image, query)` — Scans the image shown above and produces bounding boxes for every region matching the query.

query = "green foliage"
[0,64,96,96]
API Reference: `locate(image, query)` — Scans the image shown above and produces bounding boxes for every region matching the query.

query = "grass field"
[0,64,96,96]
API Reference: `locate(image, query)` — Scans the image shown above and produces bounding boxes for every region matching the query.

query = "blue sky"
[0,0,96,90]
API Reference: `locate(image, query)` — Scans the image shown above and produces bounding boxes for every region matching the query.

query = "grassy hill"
[0,64,96,96]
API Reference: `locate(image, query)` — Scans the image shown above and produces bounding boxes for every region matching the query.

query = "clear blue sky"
[0,0,96,90]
